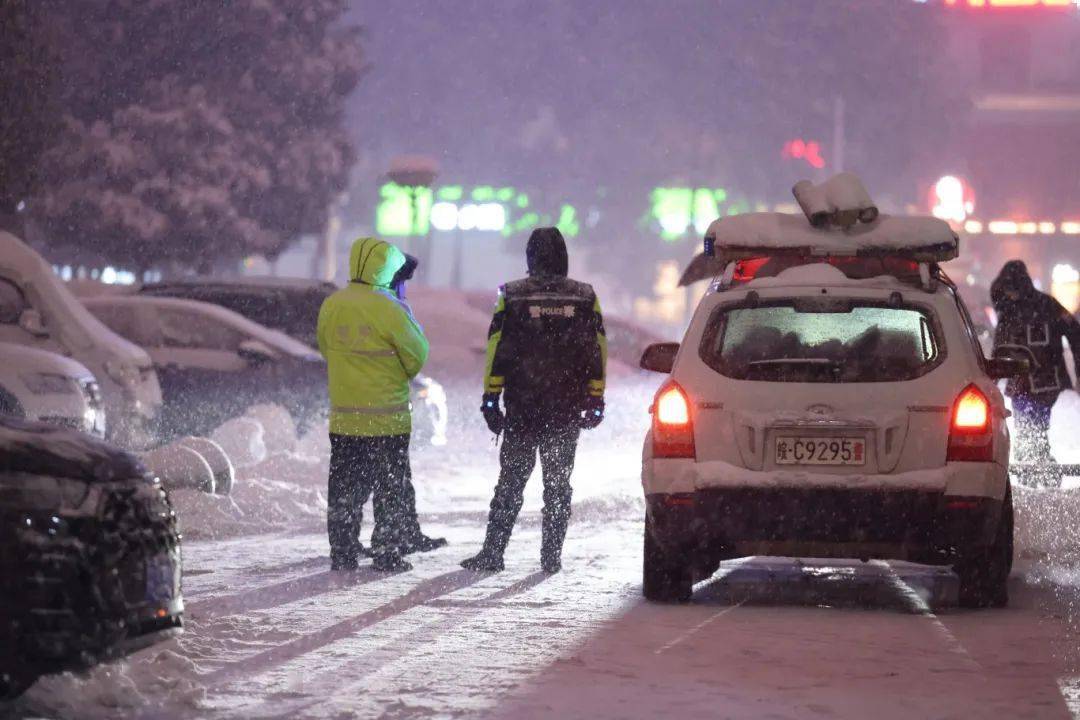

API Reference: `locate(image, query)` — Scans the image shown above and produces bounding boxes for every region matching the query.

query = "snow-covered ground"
[9,376,1080,717]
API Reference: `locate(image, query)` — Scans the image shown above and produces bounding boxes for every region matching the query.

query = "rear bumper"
[643,457,1008,500]
[643,458,1007,563]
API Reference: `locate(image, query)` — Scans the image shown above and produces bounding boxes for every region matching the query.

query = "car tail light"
[652,382,695,459]
[947,384,993,462]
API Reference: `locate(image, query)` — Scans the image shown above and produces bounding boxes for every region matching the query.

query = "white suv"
[640,211,1025,607]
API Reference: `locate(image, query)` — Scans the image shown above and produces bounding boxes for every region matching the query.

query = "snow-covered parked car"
[138,276,336,349]
[640,189,1027,607]
[0,232,161,448]
[83,295,327,441]
[138,276,449,446]
[0,343,106,437]
[0,417,183,699]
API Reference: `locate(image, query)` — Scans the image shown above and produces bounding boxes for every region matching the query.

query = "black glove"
[481,393,504,434]
[579,396,604,430]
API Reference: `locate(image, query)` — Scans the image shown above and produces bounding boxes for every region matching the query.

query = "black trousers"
[328,433,411,563]
[358,457,423,541]
[480,417,580,561]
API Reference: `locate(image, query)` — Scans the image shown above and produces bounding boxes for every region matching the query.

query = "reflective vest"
[317,238,429,436]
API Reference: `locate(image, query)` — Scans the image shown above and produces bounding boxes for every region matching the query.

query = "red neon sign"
[782,139,826,170]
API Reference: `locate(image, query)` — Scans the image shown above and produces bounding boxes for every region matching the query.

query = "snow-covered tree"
[0,0,61,234]
[30,0,363,270]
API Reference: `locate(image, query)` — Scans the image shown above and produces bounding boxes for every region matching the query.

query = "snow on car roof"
[681,212,958,286]
[144,276,338,292]
[83,295,321,357]
[707,212,958,260]
[0,342,95,380]
[0,231,150,364]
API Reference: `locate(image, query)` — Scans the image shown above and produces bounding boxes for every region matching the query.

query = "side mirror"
[18,308,48,338]
[640,342,680,374]
[988,348,1029,380]
[238,339,276,365]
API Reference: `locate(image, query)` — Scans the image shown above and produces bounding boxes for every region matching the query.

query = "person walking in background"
[318,237,431,572]
[991,259,1080,484]
[461,227,607,574]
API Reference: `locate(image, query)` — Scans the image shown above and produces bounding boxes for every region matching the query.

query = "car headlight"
[79,379,104,407]
[20,372,78,396]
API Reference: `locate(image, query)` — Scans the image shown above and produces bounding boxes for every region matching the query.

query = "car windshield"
[700,300,942,383]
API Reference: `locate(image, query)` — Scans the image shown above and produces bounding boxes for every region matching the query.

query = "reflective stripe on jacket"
[317,237,430,436]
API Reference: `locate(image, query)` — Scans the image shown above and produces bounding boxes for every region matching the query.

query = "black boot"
[402,533,448,554]
[461,522,510,572]
[541,519,568,574]
[460,550,505,572]
[372,553,412,572]
[541,556,561,574]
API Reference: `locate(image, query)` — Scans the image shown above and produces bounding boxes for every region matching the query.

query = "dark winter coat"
[991,260,1080,400]
[483,227,607,419]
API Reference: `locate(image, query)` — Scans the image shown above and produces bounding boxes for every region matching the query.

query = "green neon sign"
[375,183,432,236]
[650,187,735,241]
[376,183,579,238]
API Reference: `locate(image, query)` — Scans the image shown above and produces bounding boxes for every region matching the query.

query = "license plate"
[775,437,865,466]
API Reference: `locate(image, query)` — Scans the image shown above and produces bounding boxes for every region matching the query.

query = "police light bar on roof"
[682,173,960,287]
[702,173,958,263]
[702,212,959,263]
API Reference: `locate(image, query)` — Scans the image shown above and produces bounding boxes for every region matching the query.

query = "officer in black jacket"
[991,260,1080,470]
[461,227,607,573]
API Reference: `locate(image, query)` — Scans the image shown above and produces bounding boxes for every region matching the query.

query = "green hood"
[349,237,406,287]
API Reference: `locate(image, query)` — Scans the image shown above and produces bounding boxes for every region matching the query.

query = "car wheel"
[643,515,693,602]
[955,487,1013,609]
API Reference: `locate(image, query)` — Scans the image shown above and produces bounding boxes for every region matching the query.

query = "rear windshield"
[699,299,943,383]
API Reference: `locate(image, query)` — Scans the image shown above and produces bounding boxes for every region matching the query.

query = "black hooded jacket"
[483,228,607,418]
[991,260,1080,399]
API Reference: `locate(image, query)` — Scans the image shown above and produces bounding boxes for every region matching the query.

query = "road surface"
[10,498,1080,719]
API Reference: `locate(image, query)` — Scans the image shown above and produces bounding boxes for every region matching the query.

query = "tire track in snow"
[206,569,486,688]
[185,568,386,621]
[238,571,564,720]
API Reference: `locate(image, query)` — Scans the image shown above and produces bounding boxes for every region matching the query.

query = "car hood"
[0,416,148,483]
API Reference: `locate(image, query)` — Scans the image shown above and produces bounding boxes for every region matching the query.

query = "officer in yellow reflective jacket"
[318,237,432,571]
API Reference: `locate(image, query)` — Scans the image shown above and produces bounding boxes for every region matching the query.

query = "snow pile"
[210,416,267,468]
[23,645,206,719]
[243,402,298,454]
[170,405,328,541]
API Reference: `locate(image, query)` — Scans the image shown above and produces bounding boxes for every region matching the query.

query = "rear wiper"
[747,358,840,366]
